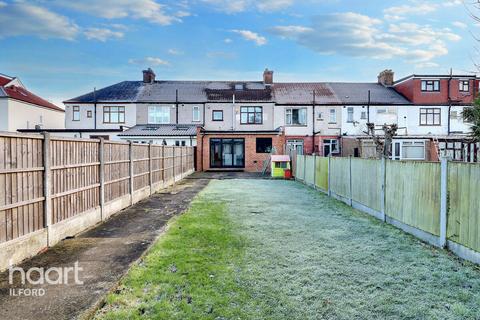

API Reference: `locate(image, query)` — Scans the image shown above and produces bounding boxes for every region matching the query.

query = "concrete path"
[0,178,209,320]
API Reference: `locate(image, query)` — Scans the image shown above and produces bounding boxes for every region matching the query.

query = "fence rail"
[0,132,195,270]
[296,155,480,265]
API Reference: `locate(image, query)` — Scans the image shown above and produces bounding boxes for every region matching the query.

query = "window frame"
[419,108,441,126]
[459,80,470,93]
[347,107,354,123]
[148,106,170,124]
[86,110,92,118]
[329,109,337,124]
[212,110,223,121]
[240,106,263,125]
[285,107,307,126]
[421,80,440,92]
[256,137,273,153]
[72,106,80,121]
[103,106,125,124]
[192,106,201,122]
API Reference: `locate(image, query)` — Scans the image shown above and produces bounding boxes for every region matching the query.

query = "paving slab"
[0,178,209,320]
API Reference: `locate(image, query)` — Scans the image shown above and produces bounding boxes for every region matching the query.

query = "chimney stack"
[378,69,394,86]
[263,68,273,85]
[142,68,156,84]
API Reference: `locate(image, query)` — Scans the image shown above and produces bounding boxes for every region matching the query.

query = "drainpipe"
[312,90,316,154]
[232,93,236,131]
[447,68,452,135]
[367,90,371,123]
[93,87,97,130]
[175,89,179,124]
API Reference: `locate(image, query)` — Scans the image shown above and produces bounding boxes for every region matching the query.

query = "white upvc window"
[285,108,307,126]
[347,107,354,123]
[459,80,470,92]
[148,106,170,124]
[72,106,80,121]
[329,109,336,123]
[192,106,201,122]
[392,140,426,160]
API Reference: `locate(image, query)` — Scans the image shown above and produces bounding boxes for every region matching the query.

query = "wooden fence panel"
[164,147,174,182]
[351,158,382,212]
[50,138,100,223]
[0,134,44,243]
[151,145,164,184]
[132,144,149,191]
[104,142,130,203]
[386,161,441,236]
[330,157,350,199]
[447,163,480,252]
[304,156,315,185]
[315,157,329,192]
[295,155,305,181]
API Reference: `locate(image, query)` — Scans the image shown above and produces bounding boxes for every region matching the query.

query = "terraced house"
[62,68,478,172]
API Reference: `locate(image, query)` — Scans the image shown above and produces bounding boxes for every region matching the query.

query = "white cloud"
[270,12,461,64]
[224,38,233,43]
[201,0,294,13]
[452,21,468,29]
[54,0,182,25]
[84,28,124,41]
[415,61,440,69]
[129,57,170,66]
[231,29,267,46]
[0,2,79,40]
[168,49,184,55]
[384,4,437,16]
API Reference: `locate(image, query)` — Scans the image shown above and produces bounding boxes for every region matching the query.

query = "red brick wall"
[197,132,286,172]
[394,78,476,105]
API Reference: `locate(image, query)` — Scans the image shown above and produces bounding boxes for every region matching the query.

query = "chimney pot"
[263,68,273,85]
[378,69,394,86]
[142,68,156,84]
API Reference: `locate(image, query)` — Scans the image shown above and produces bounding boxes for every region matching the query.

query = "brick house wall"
[196,129,286,172]
[394,78,477,105]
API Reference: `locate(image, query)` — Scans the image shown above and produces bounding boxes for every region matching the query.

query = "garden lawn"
[95,179,480,320]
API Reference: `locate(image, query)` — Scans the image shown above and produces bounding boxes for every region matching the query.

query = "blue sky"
[0,0,476,106]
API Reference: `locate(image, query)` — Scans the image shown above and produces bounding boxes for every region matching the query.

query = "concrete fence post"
[161,146,165,187]
[439,157,448,248]
[42,132,52,245]
[313,154,317,189]
[149,143,153,195]
[303,153,307,183]
[180,147,184,179]
[129,141,134,205]
[99,138,105,220]
[328,156,332,197]
[349,155,353,206]
[380,156,387,222]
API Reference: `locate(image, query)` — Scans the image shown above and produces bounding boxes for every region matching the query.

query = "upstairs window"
[241,106,263,124]
[347,107,354,123]
[420,108,441,126]
[104,106,125,124]
[148,106,170,124]
[329,109,337,123]
[212,110,223,121]
[72,106,80,121]
[459,80,470,92]
[286,108,307,125]
[192,106,201,122]
[421,80,440,92]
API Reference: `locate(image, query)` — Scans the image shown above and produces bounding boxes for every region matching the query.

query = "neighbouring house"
[0,73,64,132]
[341,70,479,162]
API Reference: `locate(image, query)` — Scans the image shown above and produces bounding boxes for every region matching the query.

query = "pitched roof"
[328,83,411,105]
[273,83,340,104]
[118,124,198,137]
[65,80,410,105]
[0,74,64,112]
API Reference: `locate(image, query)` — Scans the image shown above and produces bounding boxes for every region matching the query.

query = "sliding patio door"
[210,138,245,168]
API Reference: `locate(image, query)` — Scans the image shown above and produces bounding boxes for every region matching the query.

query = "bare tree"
[364,123,399,159]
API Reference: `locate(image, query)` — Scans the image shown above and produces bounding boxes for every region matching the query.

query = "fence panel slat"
[315,157,329,192]
[330,157,350,199]
[351,158,382,212]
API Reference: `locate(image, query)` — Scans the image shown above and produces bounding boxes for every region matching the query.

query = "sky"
[0,0,477,107]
